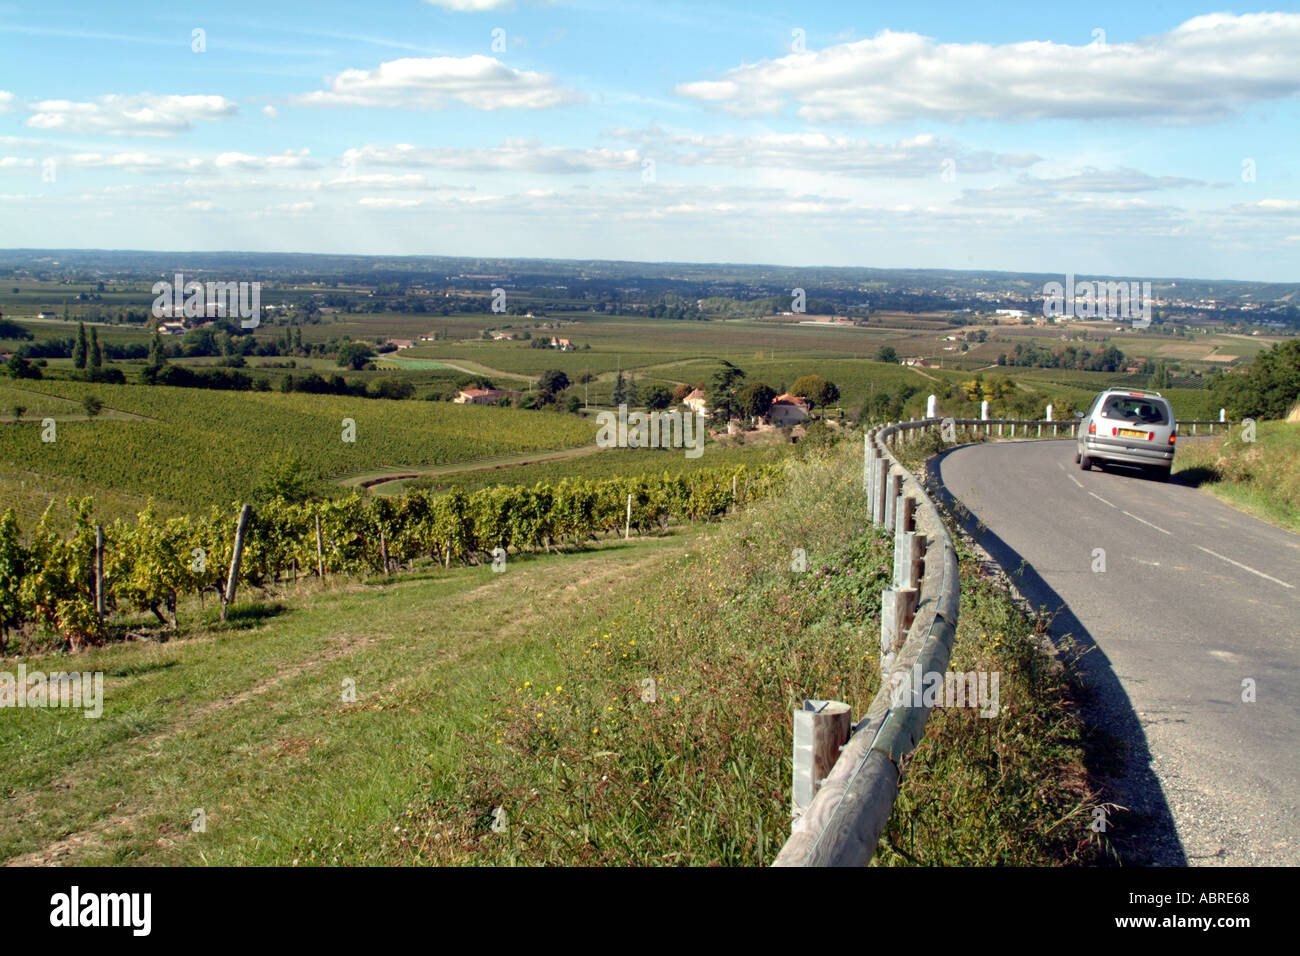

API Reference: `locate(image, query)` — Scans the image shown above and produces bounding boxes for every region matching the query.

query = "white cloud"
[1225,199,1300,216]
[342,140,636,173]
[25,93,238,137]
[293,55,583,110]
[263,106,279,119]
[423,0,511,9]
[674,12,1300,124]
[0,157,35,168]
[0,91,14,112]
[214,148,320,171]
[610,128,1038,177]
[357,197,423,208]
[62,152,207,174]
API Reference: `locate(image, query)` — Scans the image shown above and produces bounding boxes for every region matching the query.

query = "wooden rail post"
[624,493,632,539]
[379,531,389,575]
[874,461,890,527]
[221,504,252,622]
[880,587,918,675]
[792,700,853,829]
[868,449,882,522]
[884,472,903,532]
[95,525,105,619]
[315,514,324,578]
[863,432,870,492]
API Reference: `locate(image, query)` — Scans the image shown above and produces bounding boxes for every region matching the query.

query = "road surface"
[936,438,1299,866]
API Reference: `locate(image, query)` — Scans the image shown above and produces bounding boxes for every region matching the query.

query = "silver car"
[1076,388,1176,480]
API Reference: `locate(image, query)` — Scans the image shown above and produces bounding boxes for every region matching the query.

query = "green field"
[0,380,596,521]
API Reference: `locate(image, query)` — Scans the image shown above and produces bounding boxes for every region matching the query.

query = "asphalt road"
[936,438,1300,866]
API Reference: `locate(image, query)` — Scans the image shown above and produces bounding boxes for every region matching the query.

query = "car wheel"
[1074,450,1081,464]
[1079,454,1092,471]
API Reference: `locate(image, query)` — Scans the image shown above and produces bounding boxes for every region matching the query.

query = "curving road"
[936,438,1300,866]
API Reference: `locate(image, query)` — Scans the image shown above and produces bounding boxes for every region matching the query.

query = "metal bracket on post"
[792,699,853,831]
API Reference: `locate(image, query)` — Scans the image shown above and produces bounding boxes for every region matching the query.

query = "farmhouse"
[158,321,186,335]
[683,388,709,419]
[386,339,415,350]
[453,388,515,405]
[769,393,810,426]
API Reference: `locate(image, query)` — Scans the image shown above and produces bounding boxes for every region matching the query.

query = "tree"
[565,394,583,414]
[624,374,639,406]
[0,319,33,340]
[876,345,898,363]
[790,374,840,412]
[642,383,673,410]
[5,355,40,380]
[336,342,376,370]
[671,382,692,404]
[708,361,745,422]
[10,405,25,421]
[611,370,626,405]
[1211,339,1300,420]
[737,382,776,422]
[90,327,103,369]
[148,330,167,369]
[81,395,103,418]
[538,369,570,398]
[73,322,88,369]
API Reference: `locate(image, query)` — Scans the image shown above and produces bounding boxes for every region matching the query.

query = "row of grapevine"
[0,464,785,650]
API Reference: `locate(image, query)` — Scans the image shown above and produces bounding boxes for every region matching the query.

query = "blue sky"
[1,0,1298,280]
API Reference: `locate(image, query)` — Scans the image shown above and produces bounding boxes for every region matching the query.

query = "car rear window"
[1101,395,1169,425]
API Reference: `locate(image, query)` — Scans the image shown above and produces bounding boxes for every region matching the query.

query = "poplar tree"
[73,322,88,369]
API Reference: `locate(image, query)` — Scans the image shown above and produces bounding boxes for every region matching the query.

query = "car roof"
[1101,388,1167,400]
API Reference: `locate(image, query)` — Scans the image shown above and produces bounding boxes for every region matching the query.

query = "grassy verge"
[2,434,1110,866]
[408,436,1110,865]
[0,534,698,864]
[1173,421,1300,532]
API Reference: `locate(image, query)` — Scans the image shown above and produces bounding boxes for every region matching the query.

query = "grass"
[1172,420,1300,532]
[406,438,1109,865]
[0,434,1109,866]
[0,533,696,864]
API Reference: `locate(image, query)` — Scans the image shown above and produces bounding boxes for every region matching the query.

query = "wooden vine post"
[95,525,105,619]
[315,514,324,578]
[221,504,253,623]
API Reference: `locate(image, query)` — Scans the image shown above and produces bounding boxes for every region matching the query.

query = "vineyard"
[0,381,597,516]
[0,462,785,651]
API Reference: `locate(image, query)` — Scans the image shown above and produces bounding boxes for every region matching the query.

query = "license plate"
[1119,428,1147,438]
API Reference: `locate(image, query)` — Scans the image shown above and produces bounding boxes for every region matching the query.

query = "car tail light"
[1169,434,1176,444]
[1088,422,1096,435]
[1111,426,1118,436]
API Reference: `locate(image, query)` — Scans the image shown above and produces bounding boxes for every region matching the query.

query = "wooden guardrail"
[774,418,959,866]
[773,411,1241,866]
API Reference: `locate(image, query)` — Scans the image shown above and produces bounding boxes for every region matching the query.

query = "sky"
[1,0,1298,281]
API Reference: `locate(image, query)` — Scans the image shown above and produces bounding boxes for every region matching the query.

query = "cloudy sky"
[1,0,1298,280]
